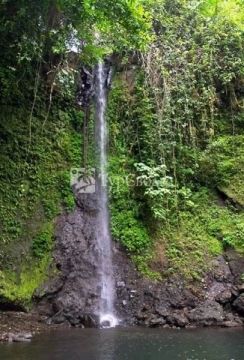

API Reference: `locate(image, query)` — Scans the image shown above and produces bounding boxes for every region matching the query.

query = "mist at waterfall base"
[95,62,118,328]
[1,328,243,360]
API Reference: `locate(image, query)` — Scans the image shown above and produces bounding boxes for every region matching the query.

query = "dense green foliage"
[0,0,150,105]
[0,0,243,304]
[107,0,243,278]
[0,105,82,304]
[0,0,151,305]
[200,135,244,206]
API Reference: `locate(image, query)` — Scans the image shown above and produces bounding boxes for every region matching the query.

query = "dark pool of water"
[0,327,243,360]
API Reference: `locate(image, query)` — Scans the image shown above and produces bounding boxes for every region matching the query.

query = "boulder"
[225,250,244,283]
[7,332,32,343]
[232,294,244,316]
[166,313,189,328]
[146,315,166,327]
[211,256,232,282]
[215,289,232,304]
[79,314,99,328]
[237,284,244,293]
[188,301,224,326]
[223,312,243,327]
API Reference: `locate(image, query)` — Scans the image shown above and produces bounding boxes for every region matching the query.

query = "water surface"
[0,327,243,360]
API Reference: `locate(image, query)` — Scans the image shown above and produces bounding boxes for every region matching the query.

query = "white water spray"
[95,62,117,328]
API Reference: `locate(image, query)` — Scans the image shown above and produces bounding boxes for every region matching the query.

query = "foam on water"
[100,314,118,329]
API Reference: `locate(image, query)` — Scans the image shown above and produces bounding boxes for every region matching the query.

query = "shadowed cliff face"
[35,190,244,328]
[36,193,101,327]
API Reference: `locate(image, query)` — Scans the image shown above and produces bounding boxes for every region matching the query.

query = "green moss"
[0,256,52,307]
[134,135,244,279]
[220,175,244,207]
[133,252,162,281]
[161,188,243,279]
[0,105,82,304]
[199,135,244,206]
[32,222,54,259]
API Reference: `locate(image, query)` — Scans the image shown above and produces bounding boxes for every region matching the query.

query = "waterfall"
[95,62,117,328]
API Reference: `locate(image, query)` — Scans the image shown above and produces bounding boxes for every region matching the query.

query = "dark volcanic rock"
[36,193,103,327]
[233,294,244,315]
[211,256,233,282]
[225,250,244,283]
[35,192,244,329]
[237,284,244,293]
[51,312,68,325]
[222,312,243,327]
[215,289,233,304]
[165,312,189,327]
[146,315,166,328]
[187,301,224,326]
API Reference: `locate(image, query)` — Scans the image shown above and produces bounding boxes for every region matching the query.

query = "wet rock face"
[36,196,102,328]
[113,247,244,328]
[233,294,244,316]
[225,250,244,283]
[36,196,244,329]
[76,60,113,108]
[187,301,224,326]
[76,67,94,108]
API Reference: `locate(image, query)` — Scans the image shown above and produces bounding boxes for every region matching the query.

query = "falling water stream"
[95,62,117,328]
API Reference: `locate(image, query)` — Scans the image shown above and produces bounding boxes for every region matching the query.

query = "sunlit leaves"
[55,0,152,60]
[199,0,244,30]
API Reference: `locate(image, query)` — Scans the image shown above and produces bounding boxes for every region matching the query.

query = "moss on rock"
[199,135,244,207]
[0,105,82,305]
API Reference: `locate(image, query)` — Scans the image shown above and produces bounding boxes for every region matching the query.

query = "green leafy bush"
[32,223,54,259]
[199,135,244,206]
[109,155,151,254]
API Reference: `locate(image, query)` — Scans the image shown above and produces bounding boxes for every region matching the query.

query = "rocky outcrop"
[187,301,224,325]
[0,311,64,342]
[76,60,113,108]
[113,245,244,328]
[233,294,244,316]
[35,192,244,329]
[36,193,103,327]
